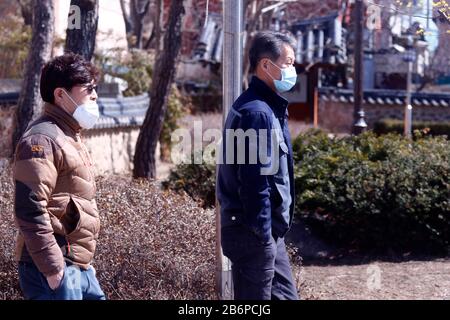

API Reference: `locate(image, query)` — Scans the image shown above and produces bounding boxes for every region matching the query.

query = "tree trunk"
[120,0,133,42]
[133,0,185,179]
[154,0,163,52]
[120,0,151,49]
[144,0,163,50]
[17,0,33,26]
[12,0,54,153]
[65,0,99,61]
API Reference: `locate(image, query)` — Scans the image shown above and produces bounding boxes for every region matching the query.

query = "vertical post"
[404,35,413,138]
[307,29,314,62]
[222,0,243,120]
[296,31,303,64]
[217,0,243,300]
[313,87,319,128]
[404,7,414,138]
[352,0,367,135]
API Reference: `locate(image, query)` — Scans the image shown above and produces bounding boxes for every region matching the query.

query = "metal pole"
[404,7,413,138]
[404,35,413,138]
[217,0,243,300]
[352,0,368,135]
[223,0,243,122]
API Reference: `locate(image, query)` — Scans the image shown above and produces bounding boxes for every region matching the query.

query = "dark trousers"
[18,261,106,300]
[221,225,299,300]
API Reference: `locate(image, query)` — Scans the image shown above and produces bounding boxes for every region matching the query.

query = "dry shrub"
[0,162,22,300]
[0,162,216,300]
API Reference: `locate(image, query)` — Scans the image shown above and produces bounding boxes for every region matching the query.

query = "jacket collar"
[43,103,82,135]
[249,76,289,118]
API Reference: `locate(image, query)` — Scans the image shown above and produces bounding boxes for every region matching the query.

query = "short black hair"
[40,53,100,104]
[249,31,296,73]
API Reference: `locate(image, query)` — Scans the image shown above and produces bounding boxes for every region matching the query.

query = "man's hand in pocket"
[46,268,64,290]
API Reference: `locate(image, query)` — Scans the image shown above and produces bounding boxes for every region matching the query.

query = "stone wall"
[0,104,157,175]
[82,127,141,176]
[0,104,16,157]
[318,100,450,133]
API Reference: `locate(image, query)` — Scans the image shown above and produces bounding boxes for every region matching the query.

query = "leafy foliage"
[293,130,450,252]
[163,157,216,208]
[166,130,450,252]
[374,119,450,138]
[0,15,31,78]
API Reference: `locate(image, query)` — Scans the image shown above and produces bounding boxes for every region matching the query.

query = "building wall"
[318,100,450,133]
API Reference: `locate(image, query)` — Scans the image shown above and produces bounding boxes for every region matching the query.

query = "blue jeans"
[222,224,299,300]
[18,261,106,300]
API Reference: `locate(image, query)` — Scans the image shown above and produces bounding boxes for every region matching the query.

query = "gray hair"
[249,31,296,73]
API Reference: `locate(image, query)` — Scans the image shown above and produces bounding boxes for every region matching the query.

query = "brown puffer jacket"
[13,103,100,277]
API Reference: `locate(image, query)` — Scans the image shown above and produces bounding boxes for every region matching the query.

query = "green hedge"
[374,119,450,138]
[163,161,216,208]
[293,130,450,252]
[165,130,450,252]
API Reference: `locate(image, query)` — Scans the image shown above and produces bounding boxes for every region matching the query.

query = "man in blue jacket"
[217,31,299,300]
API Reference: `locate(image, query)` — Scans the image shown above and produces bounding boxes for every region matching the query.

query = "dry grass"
[0,161,216,300]
[0,160,21,300]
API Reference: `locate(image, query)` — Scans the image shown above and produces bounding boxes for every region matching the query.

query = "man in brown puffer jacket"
[13,53,105,300]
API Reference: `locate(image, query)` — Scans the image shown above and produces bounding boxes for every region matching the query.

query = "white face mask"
[63,90,100,129]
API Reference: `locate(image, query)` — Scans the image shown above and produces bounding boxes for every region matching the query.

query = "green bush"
[163,159,216,208]
[0,15,31,78]
[374,119,450,138]
[160,85,189,161]
[293,130,450,252]
[165,130,450,252]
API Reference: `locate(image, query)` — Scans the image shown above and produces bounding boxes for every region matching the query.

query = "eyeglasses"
[81,83,98,95]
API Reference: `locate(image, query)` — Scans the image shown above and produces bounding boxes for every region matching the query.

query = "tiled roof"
[319,87,450,107]
[95,94,149,129]
[0,92,150,129]
[0,92,19,104]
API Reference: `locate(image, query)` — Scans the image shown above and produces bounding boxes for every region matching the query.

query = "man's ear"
[54,88,64,102]
[262,58,269,70]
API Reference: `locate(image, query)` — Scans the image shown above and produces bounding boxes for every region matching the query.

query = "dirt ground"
[286,221,450,300]
[293,259,450,300]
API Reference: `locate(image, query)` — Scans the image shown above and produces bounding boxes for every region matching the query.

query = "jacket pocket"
[61,197,81,235]
[273,141,289,182]
[279,141,289,154]
[66,196,100,244]
[50,263,67,293]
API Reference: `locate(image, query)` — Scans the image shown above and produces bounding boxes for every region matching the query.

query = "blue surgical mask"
[266,60,297,93]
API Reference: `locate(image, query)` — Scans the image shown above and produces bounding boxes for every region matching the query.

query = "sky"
[415,0,439,51]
